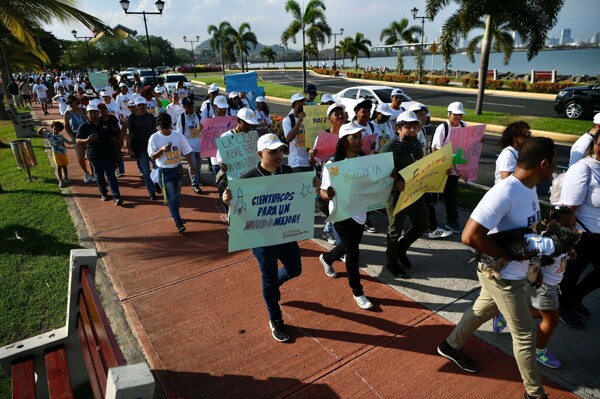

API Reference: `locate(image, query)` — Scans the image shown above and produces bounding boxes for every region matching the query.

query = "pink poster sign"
[362,134,378,155]
[313,131,338,162]
[450,124,486,182]
[200,116,238,157]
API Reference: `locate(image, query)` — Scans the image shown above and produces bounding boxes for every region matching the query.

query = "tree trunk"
[475,15,493,115]
[220,43,226,77]
[301,27,307,90]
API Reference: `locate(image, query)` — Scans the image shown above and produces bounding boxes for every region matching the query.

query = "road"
[192,73,570,201]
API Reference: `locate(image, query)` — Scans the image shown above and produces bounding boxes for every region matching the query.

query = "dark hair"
[257,101,270,116]
[584,129,600,158]
[156,112,172,129]
[354,99,372,112]
[333,136,365,161]
[538,205,575,233]
[517,137,555,169]
[66,94,79,104]
[499,121,530,148]
[50,121,65,131]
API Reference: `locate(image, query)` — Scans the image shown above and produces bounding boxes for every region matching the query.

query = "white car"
[162,73,195,99]
[332,85,428,124]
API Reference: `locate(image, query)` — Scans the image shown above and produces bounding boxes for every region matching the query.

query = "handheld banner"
[362,134,378,155]
[303,105,329,149]
[199,116,237,157]
[325,153,394,223]
[88,72,108,89]
[228,172,315,252]
[394,143,453,215]
[215,131,260,180]
[449,124,486,182]
[314,131,338,162]
[225,71,258,93]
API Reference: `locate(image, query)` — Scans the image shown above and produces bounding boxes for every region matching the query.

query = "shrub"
[175,66,222,73]
[346,71,363,78]
[462,77,478,88]
[430,76,450,86]
[558,82,577,90]
[486,80,504,90]
[312,67,339,76]
[505,80,527,92]
[529,82,561,94]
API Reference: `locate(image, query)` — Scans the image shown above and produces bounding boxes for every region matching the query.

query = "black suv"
[554,84,600,119]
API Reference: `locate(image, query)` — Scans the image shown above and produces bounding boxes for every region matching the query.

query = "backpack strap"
[368,121,375,134]
[288,113,296,129]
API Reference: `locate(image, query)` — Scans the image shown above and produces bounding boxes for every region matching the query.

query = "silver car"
[162,73,195,99]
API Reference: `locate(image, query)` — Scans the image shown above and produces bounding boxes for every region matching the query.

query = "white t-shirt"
[569,132,594,166]
[146,98,158,115]
[177,87,189,99]
[33,84,48,99]
[321,159,367,225]
[560,156,600,233]
[147,130,192,168]
[104,101,122,119]
[255,110,272,128]
[283,111,309,168]
[53,94,68,115]
[200,99,215,120]
[166,103,184,126]
[540,253,568,286]
[470,175,541,280]
[494,146,519,185]
[432,120,467,176]
[116,93,132,116]
[374,121,395,150]
[417,127,427,155]
[387,104,404,122]
[176,112,202,153]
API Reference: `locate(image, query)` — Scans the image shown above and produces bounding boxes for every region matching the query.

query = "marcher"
[371,102,394,150]
[116,83,133,118]
[32,78,49,115]
[53,86,69,116]
[254,96,272,135]
[304,84,318,105]
[430,101,468,233]
[209,95,232,176]
[63,94,93,183]
[387,88,405,122]
[222,133,303,342]
[380,111,429,278]
[568,113,599,166]
[36,121,73,188]
[19,78,33,107]
[148,112,193,233]
[438,137,557,399]
[166,92,184,126]
[200,84,219,119]
[98,101,126,178]
[558,128,600,329]
[176,97,203,194]
[318,122,373,310]
[228,92,242,113]
[494,121,532,184]
[283,93,315,172]
[76,101,123,205]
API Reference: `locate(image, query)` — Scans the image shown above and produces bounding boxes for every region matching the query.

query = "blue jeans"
[252,241,302,321]
[188,151,201,186]
[136,151,157,196]
[90,157,120,198]
[159,165,184,226]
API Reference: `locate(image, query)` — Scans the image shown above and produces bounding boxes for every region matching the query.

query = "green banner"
[215,131,260,180]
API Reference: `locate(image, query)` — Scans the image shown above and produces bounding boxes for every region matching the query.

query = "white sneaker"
[83,173,91,184]
[428,227,453,239]
[115,170,121,178]
[90,174,97,182]
[354,295,373,310]
[340,254,346,263]
[319,254,337,278]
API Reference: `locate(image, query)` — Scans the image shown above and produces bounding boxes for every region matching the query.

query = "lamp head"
[71,29,77,37]
[411,7,418,19]
[155,0,165,12]
[119,0,130,11]
[183,35,187,41]
[340,28,344,35]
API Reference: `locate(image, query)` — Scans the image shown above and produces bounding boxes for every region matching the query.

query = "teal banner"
[216,131,260,180]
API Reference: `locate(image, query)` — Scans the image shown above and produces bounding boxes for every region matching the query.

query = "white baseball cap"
[396,110,419,123]
[255,96,266,103]
[375,102,392,116]
[327,103,346,117]
[86,101,99,112]
[447,101,466,115]
[320,93,335,104]
[290,93,306,105]
[228,91,239,99]
[391,88,404,97]
[339,121,365,139]
[154,86,166,94]
[134,96,147,106]
[408,102,428,113]
[237,108,259,125]
[213,95,228,109]
[118,82,128,88]
[593,112,600,124]
[208,84,219,94]
[257,133,287,152]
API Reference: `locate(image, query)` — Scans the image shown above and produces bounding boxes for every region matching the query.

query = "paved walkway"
[31,101,598,399]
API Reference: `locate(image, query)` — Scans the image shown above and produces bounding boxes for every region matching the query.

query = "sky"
[47,0,598,51]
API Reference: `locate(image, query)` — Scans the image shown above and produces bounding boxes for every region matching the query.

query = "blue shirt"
[42,132,69,154]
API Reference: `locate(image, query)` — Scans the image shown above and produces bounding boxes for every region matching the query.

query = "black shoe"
[364,221,376,233]
[437,340,477,373]
[100,194,109,201]
[572,301,591,318]
[386,263,407,278]
[176,224,186,233]
[559,307,585,329]
[398,250,412,268]
[114,197,123,206]
[193,185,203,194]
[154,183,163,195]
[269,320,289,342]
[149,194,157,200]
[521,391,549,399]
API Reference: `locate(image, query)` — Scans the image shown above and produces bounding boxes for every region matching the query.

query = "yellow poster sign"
[303,105,330,148]
[394,143,453,215]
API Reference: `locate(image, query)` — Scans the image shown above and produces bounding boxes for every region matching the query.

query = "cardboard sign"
[199,116,237,157]
[303,105,330,149]
[394,143,453,215]
[362,134,378,155]
[314,131,338,162]
[228,172,315,252]
[215,131,260,180]
[449,124,486,182]
[325,153,394,223]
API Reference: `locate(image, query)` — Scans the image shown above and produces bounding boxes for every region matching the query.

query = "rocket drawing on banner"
[233,188,247,215]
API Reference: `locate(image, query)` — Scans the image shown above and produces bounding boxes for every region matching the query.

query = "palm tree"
[306,20,331,68]
[346,32,372,71]
[281,0,329,89]
[379,18,421,74]
[229,22,258,73]
[207,21,233,77]
[465,21,515,65]
[426,0,564,114]
[260,47,277,67]
[305,42,318,67]
[336,37,352,69]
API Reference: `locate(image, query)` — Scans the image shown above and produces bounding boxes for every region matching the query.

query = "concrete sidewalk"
[32,101,599,399]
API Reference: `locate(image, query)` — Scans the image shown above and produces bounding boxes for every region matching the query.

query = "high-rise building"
[591,32,600,44]
[546,36,559,46]
[512,31,522,47]
[459,33,469,49]
[560,28,572,45]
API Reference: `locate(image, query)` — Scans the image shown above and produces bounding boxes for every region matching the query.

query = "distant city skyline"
[44,0,598,51]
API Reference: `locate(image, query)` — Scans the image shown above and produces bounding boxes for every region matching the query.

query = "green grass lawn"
[0,120,80,396]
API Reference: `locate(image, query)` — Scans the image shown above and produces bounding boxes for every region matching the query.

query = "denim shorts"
[528,283,559,311]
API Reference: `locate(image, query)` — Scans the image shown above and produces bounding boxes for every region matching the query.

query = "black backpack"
[431,120,465,152]
[179,111,201,132]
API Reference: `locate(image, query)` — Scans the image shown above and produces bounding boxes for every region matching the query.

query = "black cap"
[181,97,194,106]
[354,98,373,112]
[305,84,317,95]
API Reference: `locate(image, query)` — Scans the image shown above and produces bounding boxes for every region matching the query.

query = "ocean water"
[268,47,600,77]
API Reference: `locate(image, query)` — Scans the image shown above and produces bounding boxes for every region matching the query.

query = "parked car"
[138,69,158,86]
[119,72,136,87]
[332,85,428,123]
[162,73,194,99]
[120,67,138,75]
[554,84,600,120]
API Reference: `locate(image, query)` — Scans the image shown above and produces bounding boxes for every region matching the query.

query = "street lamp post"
[411,7,427,84]
[183,35,200,77]
[331,28,344,70]
[119,0,165,86]
[71,30,94,72]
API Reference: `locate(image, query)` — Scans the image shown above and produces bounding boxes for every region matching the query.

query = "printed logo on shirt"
[188,124,201,138]
[558,254,568,274]
[165,146,181,165]
[295,126,305,147]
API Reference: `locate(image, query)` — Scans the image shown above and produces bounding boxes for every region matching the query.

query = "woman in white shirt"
[494,121,531,184]
[254,96,272,135]
[558,129,600,329]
